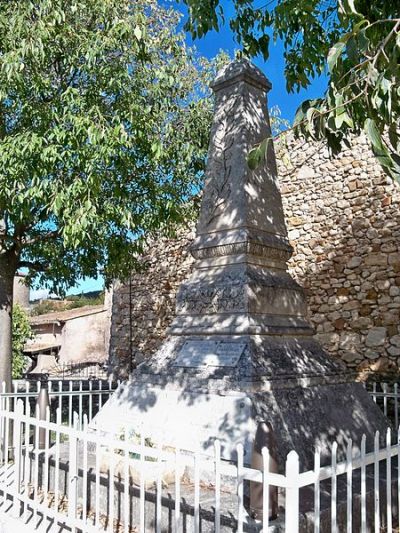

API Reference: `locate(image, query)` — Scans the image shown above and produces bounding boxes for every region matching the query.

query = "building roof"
[23,342,61,354]
[30,305,105,326]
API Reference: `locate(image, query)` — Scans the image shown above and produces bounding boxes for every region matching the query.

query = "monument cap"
[211,57,272,92]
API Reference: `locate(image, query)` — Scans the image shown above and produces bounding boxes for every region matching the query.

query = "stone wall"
[109,230,195,377]
[109,134,400,377]
[279,134,400,375]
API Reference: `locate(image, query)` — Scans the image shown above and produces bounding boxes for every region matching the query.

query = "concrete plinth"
[95,369,387,470]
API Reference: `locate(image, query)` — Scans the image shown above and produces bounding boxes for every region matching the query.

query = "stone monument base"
[93,335,389,471]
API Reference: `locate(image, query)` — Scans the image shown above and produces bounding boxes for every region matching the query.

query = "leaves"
[183,0,400,180]
[12,304,33,378]
[327,42,346,72]
[248,137,271,170]
[134,25,142,41]
[364,118,400,179]
[0,0,226,293]
[339,0,359,16]
[364,118,381,150]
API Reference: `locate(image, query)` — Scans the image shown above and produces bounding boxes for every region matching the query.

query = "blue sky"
[40,1,327,299]
[178,0,328,122]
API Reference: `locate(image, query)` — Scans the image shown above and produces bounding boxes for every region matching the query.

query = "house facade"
[25,301,112,375]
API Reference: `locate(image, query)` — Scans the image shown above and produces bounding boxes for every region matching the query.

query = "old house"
[25,300,112,375]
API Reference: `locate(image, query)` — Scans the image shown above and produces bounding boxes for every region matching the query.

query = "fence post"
[12,399,24,518]
[68,412,79,530]
[285,451,300,533]
[0,381,5,464]
[0,381,12,463]
[250,422,278,521]
[36,375,50,449]
[236,443,244,533]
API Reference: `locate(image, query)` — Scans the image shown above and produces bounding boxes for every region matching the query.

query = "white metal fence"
[1,379,119,427]
[369,382,400,428]
[0,379,392,429]
[0,399,399,532]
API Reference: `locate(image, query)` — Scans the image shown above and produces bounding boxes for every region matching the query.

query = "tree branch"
[372,19,400,69]
[22,230,59,247]
[17,260,48,272]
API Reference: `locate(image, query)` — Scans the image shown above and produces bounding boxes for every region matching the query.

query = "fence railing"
[0,379,393,429]
[38,362,109,380]
[0,399,399,532]
[368,382,400,428]
[0,378,119,427]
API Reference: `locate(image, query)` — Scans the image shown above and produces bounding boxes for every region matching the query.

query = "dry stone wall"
[109,134,400,378]
[109,230,195,378]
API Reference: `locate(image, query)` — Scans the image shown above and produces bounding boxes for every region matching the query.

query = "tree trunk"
[0,253,17,391]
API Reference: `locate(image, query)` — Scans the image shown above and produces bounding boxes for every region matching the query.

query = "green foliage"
[12,304,32,378]
[248,106,290,169]
[182,0,400,180]
[0,0,226,295]
[65,292,104,306]
[66,290,103,302]
[119,427,156,461]
[30,300,60,316]
[31,291,105,315]
[269,105,291,137]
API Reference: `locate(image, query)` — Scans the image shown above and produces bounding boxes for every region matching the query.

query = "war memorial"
[95,57,389,484]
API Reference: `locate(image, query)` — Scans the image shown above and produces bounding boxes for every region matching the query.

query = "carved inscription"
[177,286,245,314]
[176,273,246,314]
[173,341,246,368]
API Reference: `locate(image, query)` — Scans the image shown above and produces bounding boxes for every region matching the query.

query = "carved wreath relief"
[201,94,241,226]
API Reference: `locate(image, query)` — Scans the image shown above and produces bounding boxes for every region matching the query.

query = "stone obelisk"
[94,59,388,470]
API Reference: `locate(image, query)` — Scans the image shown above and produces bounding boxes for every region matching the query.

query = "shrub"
[12,304,33,378]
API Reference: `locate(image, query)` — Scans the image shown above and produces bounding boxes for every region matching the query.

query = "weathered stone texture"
[109,230,195,377]
[279,134,400,372]
[109,133,400,376]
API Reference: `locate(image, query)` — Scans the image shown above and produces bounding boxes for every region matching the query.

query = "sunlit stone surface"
[94,59,389,470]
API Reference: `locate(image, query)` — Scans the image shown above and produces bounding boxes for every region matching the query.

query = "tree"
[12,305,33,379]
[182,0,400,179]
[0,0,223,387]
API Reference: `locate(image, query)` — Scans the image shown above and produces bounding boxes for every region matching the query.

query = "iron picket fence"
[0,399,399,532]
[0,378,119,427]
[368,382,400,427]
